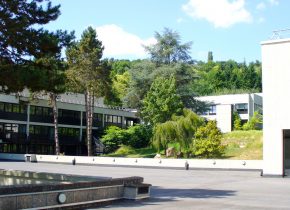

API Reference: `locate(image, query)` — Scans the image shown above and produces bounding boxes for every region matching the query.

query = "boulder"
[166,147,176,157]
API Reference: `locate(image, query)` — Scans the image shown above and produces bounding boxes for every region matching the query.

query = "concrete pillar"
[261,38,290,176]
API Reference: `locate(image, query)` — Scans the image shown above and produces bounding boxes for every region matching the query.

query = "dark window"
[5,103,12,112]
[30,106,52,117]
[0,102,4,111]
[106,115,112,123]
[209,105,216,115]
[235,103,248,114]
[93,113,102,122]
[12,104,19,113]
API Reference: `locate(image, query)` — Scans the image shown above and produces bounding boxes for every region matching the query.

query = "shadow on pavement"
[96,186,236,209]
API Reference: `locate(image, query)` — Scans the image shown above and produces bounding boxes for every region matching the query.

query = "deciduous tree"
[141,75,183,126]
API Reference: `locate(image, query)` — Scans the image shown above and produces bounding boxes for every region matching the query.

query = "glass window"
[5,103,12,112]
[113,116,118,123]
[106,115,112,123]
[30,106,35,115]
[19,124,27,134]
[0,102,4,111]
[34,126,41,135]
[35,107,42,115]
[43,107,49,116]
[235,103,248,114]
[12,104,20,113]
[19,104,27,114]
[209,105,216,115]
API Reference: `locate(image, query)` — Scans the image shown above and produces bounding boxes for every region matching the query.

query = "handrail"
[271,28,290,40]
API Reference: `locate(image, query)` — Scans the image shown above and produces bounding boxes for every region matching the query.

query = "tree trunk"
[50,93,60,155]
[85,90,93,156]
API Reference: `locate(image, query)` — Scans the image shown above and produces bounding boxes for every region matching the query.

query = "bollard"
[72,158,76,165]
[185,161,189,170]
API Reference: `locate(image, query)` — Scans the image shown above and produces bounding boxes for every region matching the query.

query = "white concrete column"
[261,38,290,176]
[79,111,83,142]
[26,104,30,139]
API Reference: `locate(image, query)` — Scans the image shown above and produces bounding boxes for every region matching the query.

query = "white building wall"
[216,104,232,133]
[197,93,262,133]
[261,38,290,176]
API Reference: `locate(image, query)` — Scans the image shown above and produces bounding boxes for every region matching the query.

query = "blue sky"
[45,0,289,62]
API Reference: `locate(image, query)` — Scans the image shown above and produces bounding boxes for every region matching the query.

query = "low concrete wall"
[0,153,262,170]
[0,153,25,161]
[0,185,124,210]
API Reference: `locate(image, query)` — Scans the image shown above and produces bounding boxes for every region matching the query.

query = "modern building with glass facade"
[197,93,263,133]
[0,91,139,156]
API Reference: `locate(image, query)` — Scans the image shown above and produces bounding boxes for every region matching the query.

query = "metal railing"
[271,28,290,40]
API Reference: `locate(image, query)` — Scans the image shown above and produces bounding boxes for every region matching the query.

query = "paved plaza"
[1,161,290,209]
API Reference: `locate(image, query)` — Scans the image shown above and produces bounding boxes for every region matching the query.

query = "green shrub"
[101,124,152,153]
[233,111,242,130]
[114,145,135,156]
[192,120,225,158]
[127,124,152,149]
[243,111,262,130]
[101,126,130,153]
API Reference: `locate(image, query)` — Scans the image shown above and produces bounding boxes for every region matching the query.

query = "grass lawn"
[104,146,157,158]
[103,130,263,160]
[222,130,263,160]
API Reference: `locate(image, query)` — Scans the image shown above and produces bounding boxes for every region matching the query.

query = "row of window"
[202,103,249,115]
[105,115,122,124]
[0,103,125,123]
[0,102,27,114]
[0,123,26,134]
[202,105,217,115]
[234,103,248,114]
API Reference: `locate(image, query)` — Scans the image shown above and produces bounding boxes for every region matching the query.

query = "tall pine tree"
[66,27,111,156]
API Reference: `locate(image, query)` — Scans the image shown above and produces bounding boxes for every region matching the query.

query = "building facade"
[261,37,290,176]
[0,91,139,156]
[197,93,263,133]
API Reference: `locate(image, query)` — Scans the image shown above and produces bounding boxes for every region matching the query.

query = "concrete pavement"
[0,161,289,209]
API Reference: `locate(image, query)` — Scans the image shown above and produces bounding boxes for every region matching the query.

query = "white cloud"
[182,0,252,28]
[256,2,266,10]
[269,0,279,5]
[95,24,156,58]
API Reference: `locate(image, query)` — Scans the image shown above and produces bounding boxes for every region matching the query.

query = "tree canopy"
[141,75,183,125]
[0,0,73,92]
[144,28,192,65]
[66,26,111,156]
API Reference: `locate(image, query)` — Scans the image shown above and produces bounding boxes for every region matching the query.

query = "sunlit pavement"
[1,161,289,210]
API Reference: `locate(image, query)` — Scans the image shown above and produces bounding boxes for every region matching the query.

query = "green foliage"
[233,112,242,130]
[125,61,199,109]
[101,125,152,153]
[66,27,112,156]
[110,59,131,77]
[243,111,263,130]
[192,120,225,158]
[0,0,74,93]
[192,60,262,96]
[141,75,184,125]
[126,124,152,148]
[105,145,157,158]
[144,28,192,65]
[66,26,109,95]
[110,71,130,106]
[101,126,129,153]
[152,109,204,152]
